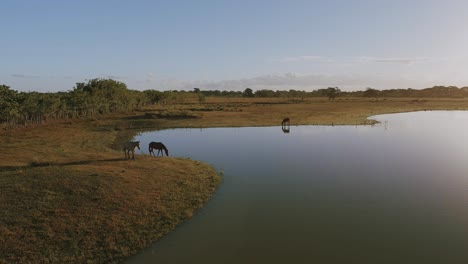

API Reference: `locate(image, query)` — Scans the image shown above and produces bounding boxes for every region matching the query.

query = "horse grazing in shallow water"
[123,141,140,160]
[149,142,169,157]
[282,117,290,126]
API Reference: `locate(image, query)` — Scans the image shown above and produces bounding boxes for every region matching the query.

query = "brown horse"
[149,142,169,157]
[123,141,140,160]
[282,117,290,126]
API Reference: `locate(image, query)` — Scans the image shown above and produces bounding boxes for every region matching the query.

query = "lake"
[126,111,468,264]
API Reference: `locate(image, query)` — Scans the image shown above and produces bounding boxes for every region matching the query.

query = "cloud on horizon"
[277,55,324,62]
[359,57,429,65]
[148,72,428,91]
[276,55,430,65]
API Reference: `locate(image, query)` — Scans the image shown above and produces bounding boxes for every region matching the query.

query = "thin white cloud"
[11,74,40,78]
[359,57,429,64]
[275,55,430,65]
[105,75,124,79]
[279,55,323,62]
[86,74,126,80]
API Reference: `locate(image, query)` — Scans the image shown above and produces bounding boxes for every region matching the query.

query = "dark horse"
[123,141,140,160]
[149,142,169,157]
[282,117,290,126]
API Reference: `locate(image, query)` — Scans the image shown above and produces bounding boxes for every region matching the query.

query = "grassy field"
[1,97,468,263]
[0,117,220,263]
[127,97,468,129]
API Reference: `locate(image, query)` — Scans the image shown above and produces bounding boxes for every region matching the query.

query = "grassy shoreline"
[2,97,468,263]
[127,97,468,130]
[0,115,221,263]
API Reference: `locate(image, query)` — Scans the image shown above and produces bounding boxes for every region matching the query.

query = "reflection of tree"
[281,118,290,133]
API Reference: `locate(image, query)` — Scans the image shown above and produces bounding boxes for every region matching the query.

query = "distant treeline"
[233,86,468,99]
[1,79,468,126]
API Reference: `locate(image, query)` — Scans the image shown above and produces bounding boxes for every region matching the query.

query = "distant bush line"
[1,79,468,127]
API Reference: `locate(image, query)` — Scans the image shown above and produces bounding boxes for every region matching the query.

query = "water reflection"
[281,117,290,133]
[127,111,468,264]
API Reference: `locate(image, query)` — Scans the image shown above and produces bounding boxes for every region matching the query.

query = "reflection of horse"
[282,126,290,133]
[149,142,169,157]
[282,118,290,126]
[124,141,140,160]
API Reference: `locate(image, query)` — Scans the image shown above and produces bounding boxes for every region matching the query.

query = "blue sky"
[2,0,468,92]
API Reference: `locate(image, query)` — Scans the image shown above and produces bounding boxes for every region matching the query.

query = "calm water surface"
[127,111,468,264]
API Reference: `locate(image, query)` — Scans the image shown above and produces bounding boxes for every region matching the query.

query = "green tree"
[243,88,254,98]
[0,84,20,123]
[72,79,131,115]
[144,90,166,104]
[255,89,275,98]
[325,87,340,100]
[363,88,379,99]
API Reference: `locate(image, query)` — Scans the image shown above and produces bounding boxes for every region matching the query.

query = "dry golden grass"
[142,97,468,128]
[2,96,468,263]
[0,119,220,263]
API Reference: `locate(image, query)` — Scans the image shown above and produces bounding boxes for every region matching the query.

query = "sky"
[2,0,468,92]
